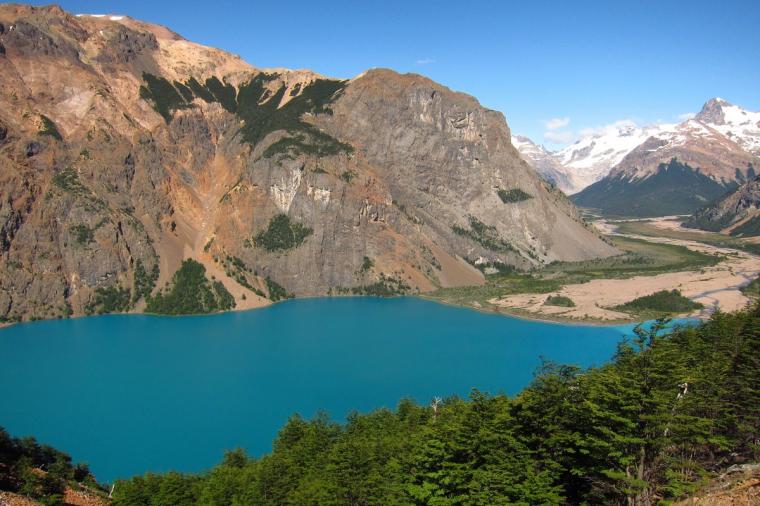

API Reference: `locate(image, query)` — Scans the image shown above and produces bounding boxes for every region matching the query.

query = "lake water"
[0,297,663,482]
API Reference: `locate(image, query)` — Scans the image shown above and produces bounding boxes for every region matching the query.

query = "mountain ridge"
[0,4,616,322]
[513,98,760,198]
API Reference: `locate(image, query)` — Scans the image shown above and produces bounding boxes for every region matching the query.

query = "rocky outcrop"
[0,4,616,322]
[685,175,760,236]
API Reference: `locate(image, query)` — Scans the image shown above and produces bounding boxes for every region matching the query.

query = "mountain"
[514,99,760,198]
[0,5,616,322]
[572,101,760,217]
[510,135,576,193]
[695,97,760,155]
[513,121,676,195]
[685,175,760,236]
[554,121,676,194]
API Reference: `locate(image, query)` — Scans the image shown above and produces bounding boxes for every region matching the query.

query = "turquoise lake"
[1,297,662,482]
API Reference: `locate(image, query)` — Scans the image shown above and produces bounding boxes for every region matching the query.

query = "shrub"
[38,115,62,141]
[452,216,516,253]
[615,289,702,314]
[340,170,357,183]
[266,276,293,301]
[351,273,410,296]
[254,214,312,252]
[360,256,374,272]
[544,295,575,307]
[52,167,83,192]
[498,188,533,203]
[133,259,159,303]
[69,224,94,245]
[204,76,237,113]
[263,132,353,159]
[146,259,236,314]
[86,285,132,314]
[740,276,759,298]
[139,72,191,122]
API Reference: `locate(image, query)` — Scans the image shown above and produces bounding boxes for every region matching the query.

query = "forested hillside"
[105,303,760,505]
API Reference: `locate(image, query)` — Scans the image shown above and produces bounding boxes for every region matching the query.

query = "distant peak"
[696,97,732,125]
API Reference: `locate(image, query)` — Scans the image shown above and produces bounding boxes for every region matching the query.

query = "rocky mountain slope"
[0,4,616,323]
[685,175,760,236]
[572,100,759,216]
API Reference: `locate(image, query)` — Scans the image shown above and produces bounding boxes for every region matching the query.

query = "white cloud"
[577,119,638,140]
[416,57,435,65]
[678,112,695,121]
[544,117,570,130]
[544,130,576,144]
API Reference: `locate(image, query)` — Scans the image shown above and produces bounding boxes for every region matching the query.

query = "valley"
[0,3,758,506]
[428,216,760,323]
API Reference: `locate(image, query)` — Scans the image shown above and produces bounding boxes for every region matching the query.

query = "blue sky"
[26,0,760,148]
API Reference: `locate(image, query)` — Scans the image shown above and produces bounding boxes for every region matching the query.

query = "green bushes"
[339,170,357,183]
[265,276,292,301]
[86,285,132,314]
[203,76,237,113]
[138,72,353,156]
[615,289,703,315]
[110,303,760,505]
[235,74,352,155]
[212,281,236,311]
[351,273,410,296]
[263,131,353,159]
[185,76,215,102]
[544,295,575,307]
[69,224,94,245]
[254,214,312,252]
[0,428,100,504]
[145,259,236,314]
[741,276,759,298]
[452,216,516,252]
[139,73,191,122]
[38,115,62,140]
[133,259,159,304]
[52,167,83,192]
[360,256,374,272]
[497,188,532,203]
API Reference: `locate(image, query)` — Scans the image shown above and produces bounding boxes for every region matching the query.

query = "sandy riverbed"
[490,219,760,321]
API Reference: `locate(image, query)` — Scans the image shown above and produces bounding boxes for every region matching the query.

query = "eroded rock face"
[0,4,616,322]
[685,175,760,235]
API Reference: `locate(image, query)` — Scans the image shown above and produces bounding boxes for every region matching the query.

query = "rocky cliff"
[685,175,760,236]
[0,4,616,322]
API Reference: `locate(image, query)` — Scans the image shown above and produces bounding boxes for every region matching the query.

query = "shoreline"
[3,218,756,331]
[0,292,700,332]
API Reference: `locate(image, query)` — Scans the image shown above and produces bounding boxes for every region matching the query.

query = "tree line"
[2,303,757,505]
[110,303,760,505]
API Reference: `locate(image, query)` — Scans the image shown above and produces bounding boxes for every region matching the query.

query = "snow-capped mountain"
[695,98,760,155]
[513,98,760,196]
[511,135,577,193]
[607,118,756,183]
[571,99,760,217]
[554,121,677,193]
[513,121,677,194]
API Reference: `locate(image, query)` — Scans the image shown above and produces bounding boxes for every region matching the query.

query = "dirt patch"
[428,242,484,288]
